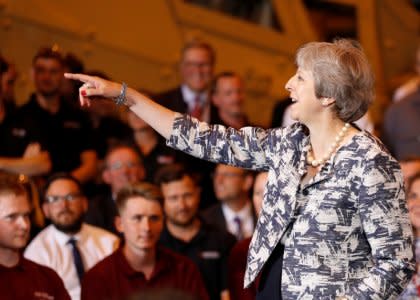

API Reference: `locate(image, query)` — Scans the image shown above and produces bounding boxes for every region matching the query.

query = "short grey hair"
[296,39,374,122]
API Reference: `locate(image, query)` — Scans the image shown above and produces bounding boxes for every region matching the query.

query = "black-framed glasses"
[45,193,82,204]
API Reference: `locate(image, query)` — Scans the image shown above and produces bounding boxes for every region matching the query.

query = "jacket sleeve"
[166,113,280,171]
[346,154,415,299]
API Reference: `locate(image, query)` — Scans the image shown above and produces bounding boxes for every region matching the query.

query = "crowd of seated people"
[0,37,419,300]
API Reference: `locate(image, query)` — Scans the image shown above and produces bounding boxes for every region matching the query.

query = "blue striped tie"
[68,238,84,282]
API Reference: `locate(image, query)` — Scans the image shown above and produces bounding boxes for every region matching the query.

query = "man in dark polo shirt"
[81,182,209,300]
[155,164,236,300]
[16,47,97,183]
[0,55,51,177]
[0,172,70,299]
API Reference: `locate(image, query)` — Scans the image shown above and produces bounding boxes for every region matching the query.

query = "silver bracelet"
[114,82,127,105]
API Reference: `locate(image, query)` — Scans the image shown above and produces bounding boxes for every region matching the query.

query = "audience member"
[383,87,420,160]
[125,110,176,182]
[16,47,97,183]
[156,164,236,300]
[203,164,256,240]
[0,172,70,299]
[81,182,209,300]
[210,71,251,129]
[85,145,145,233]
[157,40,215,121]
[228,171,268,300]
[0,55,52,177]
[25,173,119,300]
[398,172,420,299]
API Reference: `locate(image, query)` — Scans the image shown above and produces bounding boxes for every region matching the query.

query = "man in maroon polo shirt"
[81,182,209,300]
[0,172,70,300]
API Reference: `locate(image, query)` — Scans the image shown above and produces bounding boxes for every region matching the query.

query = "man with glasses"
[157,40,215,122]
[203,164,256,240]
[24,173,119,300]
[85,145,145,233]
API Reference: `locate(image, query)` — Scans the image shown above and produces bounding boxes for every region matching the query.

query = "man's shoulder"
[202,203,223,217]
[21,257,62,280]
[158,246,197,270]
[25,225,55,248]
[82,223,119,243]
[85,249,118,277]
[200,221,236,245]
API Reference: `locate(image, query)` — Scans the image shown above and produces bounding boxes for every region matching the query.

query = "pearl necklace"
[307,123,350,167]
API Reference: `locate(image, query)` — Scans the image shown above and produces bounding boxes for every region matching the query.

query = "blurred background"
[0,0,419,127]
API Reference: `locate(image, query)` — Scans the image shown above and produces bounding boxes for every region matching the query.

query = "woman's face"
[285,67,323,124]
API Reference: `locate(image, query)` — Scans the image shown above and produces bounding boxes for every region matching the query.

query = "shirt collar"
[181,85,207,109]
[50,223,86,246]
[222,201,253,222]
[117,246,169,279]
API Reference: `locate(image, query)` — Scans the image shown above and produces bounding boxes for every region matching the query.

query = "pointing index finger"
[64,73,92,83]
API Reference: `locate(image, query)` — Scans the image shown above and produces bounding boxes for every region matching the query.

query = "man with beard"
[16,47,97,183]
[156,164,236,300]
[24,173,119,300]
[0,172,70,299]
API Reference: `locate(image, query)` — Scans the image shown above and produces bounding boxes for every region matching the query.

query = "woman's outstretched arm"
[64,73,176,139]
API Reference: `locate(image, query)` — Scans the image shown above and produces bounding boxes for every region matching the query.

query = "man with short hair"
[210,72,250,129]
[85,145,145,233]
[157,40,215,122]
[25,173,119,300]
[203,164,256,240]
[16,47,97,183]
[0,55,52,177]
[156,164,236,300]
[0,172,70,299]
[81,182,209,300]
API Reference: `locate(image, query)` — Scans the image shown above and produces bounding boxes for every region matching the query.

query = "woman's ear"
[321,97,335,106]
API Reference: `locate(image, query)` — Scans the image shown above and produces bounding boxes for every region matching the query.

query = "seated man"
[81,182,209,300]
[0,55,51,177]
[85,145,145,234]
[0,172,70,299]
[156,164,236,300]
[25,173,119,300]
[203,164,256,240]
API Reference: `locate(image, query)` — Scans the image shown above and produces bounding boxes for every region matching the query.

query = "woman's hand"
[64,73,122,106]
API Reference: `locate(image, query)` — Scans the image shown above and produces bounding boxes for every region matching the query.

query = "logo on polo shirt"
[11,127,27,138]
[200,251,220,259]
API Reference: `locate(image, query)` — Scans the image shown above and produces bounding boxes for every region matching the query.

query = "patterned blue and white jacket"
[167,114,415,300]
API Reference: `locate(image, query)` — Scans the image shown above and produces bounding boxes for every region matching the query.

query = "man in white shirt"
[24,173,119,300]
[203,164,256,240]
